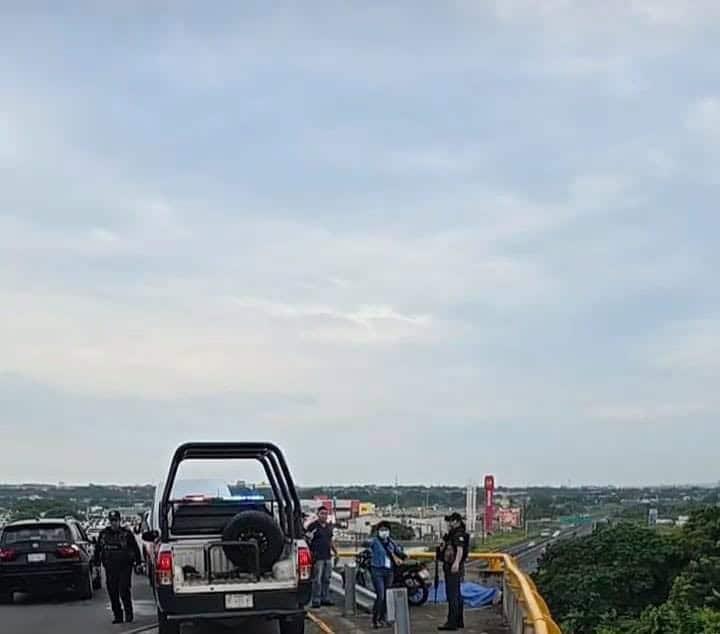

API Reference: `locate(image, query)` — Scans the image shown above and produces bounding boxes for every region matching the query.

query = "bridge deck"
[311,603,510,633]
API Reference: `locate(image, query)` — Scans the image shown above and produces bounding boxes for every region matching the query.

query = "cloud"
[231,297,432,343]
[686,97,720,137]
[648,319,720,373]
[1,4,719,485]
[587,402,715,425]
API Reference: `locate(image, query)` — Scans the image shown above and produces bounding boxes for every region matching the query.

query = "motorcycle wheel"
[406,575,430,607]
[357,569,373,590]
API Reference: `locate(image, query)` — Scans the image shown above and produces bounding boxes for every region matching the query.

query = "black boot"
[124,612,134,623]
[112,615,123,624]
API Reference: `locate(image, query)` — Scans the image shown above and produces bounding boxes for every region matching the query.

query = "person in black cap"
[94,511,142,624]
[437,512,468,631]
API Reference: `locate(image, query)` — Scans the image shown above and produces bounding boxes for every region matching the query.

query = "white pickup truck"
[142,443,312,634]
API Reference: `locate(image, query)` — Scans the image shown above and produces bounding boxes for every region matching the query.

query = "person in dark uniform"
[93,510,142,624]
[438,512,468,631]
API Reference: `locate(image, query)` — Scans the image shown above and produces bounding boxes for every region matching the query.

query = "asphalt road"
[1,570,156,634]
[0,572,287,634]
[513,523,595,573]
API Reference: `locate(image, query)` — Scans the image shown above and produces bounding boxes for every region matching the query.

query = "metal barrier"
[329,569,376,612]
[343,563,357,617]
[336,550,561,634]
[387,587,411,634]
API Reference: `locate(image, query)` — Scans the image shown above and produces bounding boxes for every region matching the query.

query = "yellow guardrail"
[336,550,561,634]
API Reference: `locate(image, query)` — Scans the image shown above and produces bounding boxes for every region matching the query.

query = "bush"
[534,523,685,633]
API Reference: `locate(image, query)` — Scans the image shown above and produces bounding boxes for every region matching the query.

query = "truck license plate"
[225,593,253,609]
[28,553,46,563]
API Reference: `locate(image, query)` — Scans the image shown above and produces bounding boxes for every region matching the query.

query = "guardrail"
[336,550,560,634]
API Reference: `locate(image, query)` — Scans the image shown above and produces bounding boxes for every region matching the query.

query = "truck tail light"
[0,548,17,562]
[156,549,174,586]
[297,546,313,581]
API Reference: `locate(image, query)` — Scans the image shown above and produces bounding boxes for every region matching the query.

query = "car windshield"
[170,478,233,500]
[2,524,72,544]
[169,461,273,504]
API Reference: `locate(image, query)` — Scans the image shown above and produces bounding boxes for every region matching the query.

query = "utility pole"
[465,481,477,535]
[524,496,530,537]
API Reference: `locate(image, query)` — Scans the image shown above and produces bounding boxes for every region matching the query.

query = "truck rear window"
[2,524,72,544]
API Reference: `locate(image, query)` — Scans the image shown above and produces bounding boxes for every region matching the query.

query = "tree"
[533,523,685,633]
[599,601,720,634]
[536,508,720,634]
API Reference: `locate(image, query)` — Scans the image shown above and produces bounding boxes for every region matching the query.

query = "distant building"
[497,507,522,529]
[345,516,378,536]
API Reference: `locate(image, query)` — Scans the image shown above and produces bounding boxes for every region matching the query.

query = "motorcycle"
[349,546,432,606]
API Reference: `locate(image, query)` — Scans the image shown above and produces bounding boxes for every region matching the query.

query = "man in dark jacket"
[94,510,142,624]
[305,507,338,608]
[438,513,468,631]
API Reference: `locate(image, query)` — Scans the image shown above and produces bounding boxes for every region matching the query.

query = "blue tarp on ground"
[427,581,498,608]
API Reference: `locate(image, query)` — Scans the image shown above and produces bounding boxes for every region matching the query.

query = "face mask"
[378,530,390,539]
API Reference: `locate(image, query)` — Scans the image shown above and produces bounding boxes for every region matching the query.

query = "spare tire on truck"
[222,510,285,573]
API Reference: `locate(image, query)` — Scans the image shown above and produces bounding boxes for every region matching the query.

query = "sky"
[1,2,719,487]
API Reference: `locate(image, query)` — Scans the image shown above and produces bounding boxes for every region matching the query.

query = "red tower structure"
[484,475,495,536]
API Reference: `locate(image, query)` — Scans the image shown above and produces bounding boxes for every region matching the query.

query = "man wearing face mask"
[368,521,405,629]
[438,513,468,631]
[94,510,142,624]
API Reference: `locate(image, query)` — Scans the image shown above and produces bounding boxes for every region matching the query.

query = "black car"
[0,518,102,603]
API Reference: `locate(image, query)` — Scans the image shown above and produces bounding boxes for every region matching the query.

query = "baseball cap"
[444,512,464,522]
[108,510,121,521]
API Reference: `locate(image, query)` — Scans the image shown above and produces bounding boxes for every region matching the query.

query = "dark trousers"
[370,567,394,624]
[105,565,133,618]
[443,564,464,628]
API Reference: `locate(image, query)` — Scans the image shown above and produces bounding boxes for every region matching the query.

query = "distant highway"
[509,522,595,573]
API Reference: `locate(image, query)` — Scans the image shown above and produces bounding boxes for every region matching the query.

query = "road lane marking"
[122,625,158,634]
[307,611,335,633]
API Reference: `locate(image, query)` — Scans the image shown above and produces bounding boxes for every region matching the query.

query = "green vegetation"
[12,502,84,521]
[534,508,720,633]
[0,484,153,522]
[475,530,538,552]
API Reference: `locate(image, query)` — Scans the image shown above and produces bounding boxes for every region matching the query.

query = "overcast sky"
[1,2,719,487]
